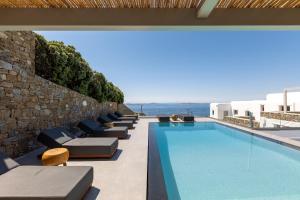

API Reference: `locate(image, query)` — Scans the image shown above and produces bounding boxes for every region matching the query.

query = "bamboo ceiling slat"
[1,0,300,8]
[216,0,300,8]
[0,0,203,8]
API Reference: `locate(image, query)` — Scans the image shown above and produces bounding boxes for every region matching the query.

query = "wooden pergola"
[1,0,300,29]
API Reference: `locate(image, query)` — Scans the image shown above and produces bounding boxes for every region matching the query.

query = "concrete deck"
[263,129,300,141]
[16,117,300,200]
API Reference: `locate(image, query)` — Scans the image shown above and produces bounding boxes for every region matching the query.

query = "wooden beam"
[1,8,300,30]
[197,0,219,18]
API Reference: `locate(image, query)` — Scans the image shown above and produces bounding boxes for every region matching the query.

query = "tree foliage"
[35,34,124,103]
[88,72,107,102]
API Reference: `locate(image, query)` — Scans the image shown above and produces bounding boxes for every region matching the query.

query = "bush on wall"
[88,72,107,103]
[105,82,124,104]
[35,34,124,103]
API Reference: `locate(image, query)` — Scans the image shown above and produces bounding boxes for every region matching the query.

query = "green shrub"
[35,33,124,103]
[88,72,107,102]
[105,82,124,104]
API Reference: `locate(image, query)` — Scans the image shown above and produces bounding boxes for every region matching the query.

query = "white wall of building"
[265,92,300,112]
[231,100,266,121]
[210,103,231,120]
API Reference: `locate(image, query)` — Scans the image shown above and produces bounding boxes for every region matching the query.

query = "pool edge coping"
[147,123,169,200]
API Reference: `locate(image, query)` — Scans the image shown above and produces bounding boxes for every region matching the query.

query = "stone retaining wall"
[224,116,260,128]
[117,104,135,115]
[261,112,300,122]
[0,31,117,157]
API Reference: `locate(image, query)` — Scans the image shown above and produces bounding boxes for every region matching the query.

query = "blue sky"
[36,31,300,103]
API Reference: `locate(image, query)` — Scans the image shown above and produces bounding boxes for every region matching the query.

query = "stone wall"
[0,31,117,157]
[261,112,300,122]
[117,104,135,115]
[224,116,260,128]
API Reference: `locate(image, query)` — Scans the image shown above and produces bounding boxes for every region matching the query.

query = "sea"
[126,103,210,117]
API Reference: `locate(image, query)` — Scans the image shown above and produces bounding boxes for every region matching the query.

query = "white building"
[210,91,300,128]
[231,100,266,121]
[265,92,300,112]
[210,103,232,120]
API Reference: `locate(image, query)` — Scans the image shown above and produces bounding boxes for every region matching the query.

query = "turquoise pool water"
[152,122,300,200]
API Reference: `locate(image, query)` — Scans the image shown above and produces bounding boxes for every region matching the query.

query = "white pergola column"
[283,89,288,113]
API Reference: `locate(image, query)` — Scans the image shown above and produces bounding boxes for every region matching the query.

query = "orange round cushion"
[41,148,69,166]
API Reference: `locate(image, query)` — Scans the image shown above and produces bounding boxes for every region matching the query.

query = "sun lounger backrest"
[115,111,123,117]
[97,115,112,124]
[107,113,119,120]
[78,119,105,134]
[38,127,75,148]
[0,152,20,175]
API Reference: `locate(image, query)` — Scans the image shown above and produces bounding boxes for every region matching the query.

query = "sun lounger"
[0,152,93,200]
[78,119,129,139]
[157,115,170,122]
[108,113,137,123]
[97,115,134,129]
[178,114,195,122]
[38,127,118,158]
[115,111,139,120]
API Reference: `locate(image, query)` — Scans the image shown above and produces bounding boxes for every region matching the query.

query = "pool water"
[152,122,300,200]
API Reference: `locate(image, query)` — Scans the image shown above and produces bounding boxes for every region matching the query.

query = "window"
[234,110,238,115]
[279,105,291,112]
[245,111,250,117]
[261,105,265,112]
[224,111,229,117]
[212,110,214,115]
[279,105,284,111]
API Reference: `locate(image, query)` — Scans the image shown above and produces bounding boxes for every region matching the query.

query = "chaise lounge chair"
[38,127,118,158]
[97,115,134,129]
[157,115,170,122]
[178,114,194,122]
[0,152,93,199]
[108,113,137,123]
[115,111,139,120]
[78,119,129,139]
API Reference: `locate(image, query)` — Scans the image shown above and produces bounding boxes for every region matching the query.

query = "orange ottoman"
[42,148,69,166]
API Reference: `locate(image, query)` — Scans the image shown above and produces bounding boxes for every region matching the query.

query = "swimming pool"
[148,122,300,200]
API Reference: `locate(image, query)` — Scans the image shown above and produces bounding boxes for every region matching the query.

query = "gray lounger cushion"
[38,127,75,148]
[97,115,133,129]
[0,166,93,200]
[78,119,129,139]
[102,127,129,139]
[178,115,194,122]
[157,115,170,122]
[0,152,19,175]
[115,111,138,120]
[78,119,105,135]
[38,127,118,158]
[112,121,133,129]
[64,138,118,158]
[108,113,136,123]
